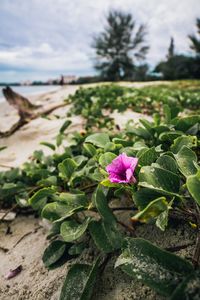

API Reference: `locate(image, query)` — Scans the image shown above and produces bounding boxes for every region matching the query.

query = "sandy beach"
[1,81,183,300]
[0,81,163,170]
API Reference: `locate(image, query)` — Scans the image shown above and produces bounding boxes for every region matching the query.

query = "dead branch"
[0,87,67,138]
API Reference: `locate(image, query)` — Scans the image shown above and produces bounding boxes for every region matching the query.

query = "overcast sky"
[0,0,199,82]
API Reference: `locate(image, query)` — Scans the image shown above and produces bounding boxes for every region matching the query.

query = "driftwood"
[0,87,66,138]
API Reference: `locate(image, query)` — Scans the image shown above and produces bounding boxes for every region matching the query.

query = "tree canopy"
[92,10,149,81]
[189,18,200,55]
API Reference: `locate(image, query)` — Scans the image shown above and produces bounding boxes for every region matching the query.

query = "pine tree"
[92,10,149,81]
[189,18,200,55]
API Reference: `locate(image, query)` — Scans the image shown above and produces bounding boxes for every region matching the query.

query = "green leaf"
[171,136,197,154]
[115,238,193,297]
[174,115,200,132]
[0,146,7,152]
[83,143,96,157]
[132,188,162,210]
[159,131,182,143]
[138,147,158,166]
[99,152,116,169]
[163,104,171,124]
[170,271,200,300]
[41,201,85,222]
[85,133,110,148]
[42,240,66,268]
[56,133,63,147]
[29,187,55,210]
[60,257,100,300]
[60,218,91,242]
[89,220,123,253]
[156,155,178,174]
[131,197,169,225]
[89,220,114,253]
[73,155,88,167]
[100,179,120,188]
[175,146,197,177]
[186,170,200,206]
[139,166,180,196]
[127,126,152,139]
[58,192,87,204]
[156,209,169,231]
[38,176,57,187]
[58,158,78,180]
[40,142,56,151]
[95,185,116,224]
[68,242,86,256]
[59,120,72,134]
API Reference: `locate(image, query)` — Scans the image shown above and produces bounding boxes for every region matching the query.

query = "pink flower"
[106,153,138,183]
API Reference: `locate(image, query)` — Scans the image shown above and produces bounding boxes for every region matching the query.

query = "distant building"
[21,80,32,86]
[59,75,77,85]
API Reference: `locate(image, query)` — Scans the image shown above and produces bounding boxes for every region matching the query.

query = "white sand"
[0,81,195,300]
[0,81,160,169]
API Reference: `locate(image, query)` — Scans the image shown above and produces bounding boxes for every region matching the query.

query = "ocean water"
[0,85,60,102]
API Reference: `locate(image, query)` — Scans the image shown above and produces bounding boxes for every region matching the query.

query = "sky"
[0,0,199,82]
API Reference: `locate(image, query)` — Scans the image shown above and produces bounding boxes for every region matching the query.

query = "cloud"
[0,0,199,81]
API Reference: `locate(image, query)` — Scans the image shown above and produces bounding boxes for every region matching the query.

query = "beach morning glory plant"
[106,153,138,184]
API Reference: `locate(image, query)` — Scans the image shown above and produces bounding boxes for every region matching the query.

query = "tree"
[189,18,200,56]
[167,37,175,59]
[92,10,149,81]
[154,55,200,80]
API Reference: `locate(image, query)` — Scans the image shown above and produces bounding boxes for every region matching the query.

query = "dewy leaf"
[171,136,197,154]
[85,133,110,148]
[60,257,100,300]
[99,152,117,169]
[139,165,180,196]
[95,185,116,224]
[41,201,84,222]
[138,147,158,166]
[174,115,200,132]
[58,158,78,180]
[29,187,55,210]
[60,218,91,242]
[115,238,193,297]
[89,220,114,253]
[132,188,162,210]
[127,126,152,139]
[170,270,200,300]
[159,131,182,143]
[174,146,198,177]
[131,197,168,224]
[156,155,178,174]
[186,170,200,206]
[42,240,67,268]
[156,209,169,231]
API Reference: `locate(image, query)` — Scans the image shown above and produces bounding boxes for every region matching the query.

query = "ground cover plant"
[0,82,200,299]
[67,80,200,129]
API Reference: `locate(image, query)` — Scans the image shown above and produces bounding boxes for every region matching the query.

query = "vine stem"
[192,204,200,268]
[0,204,18,221]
